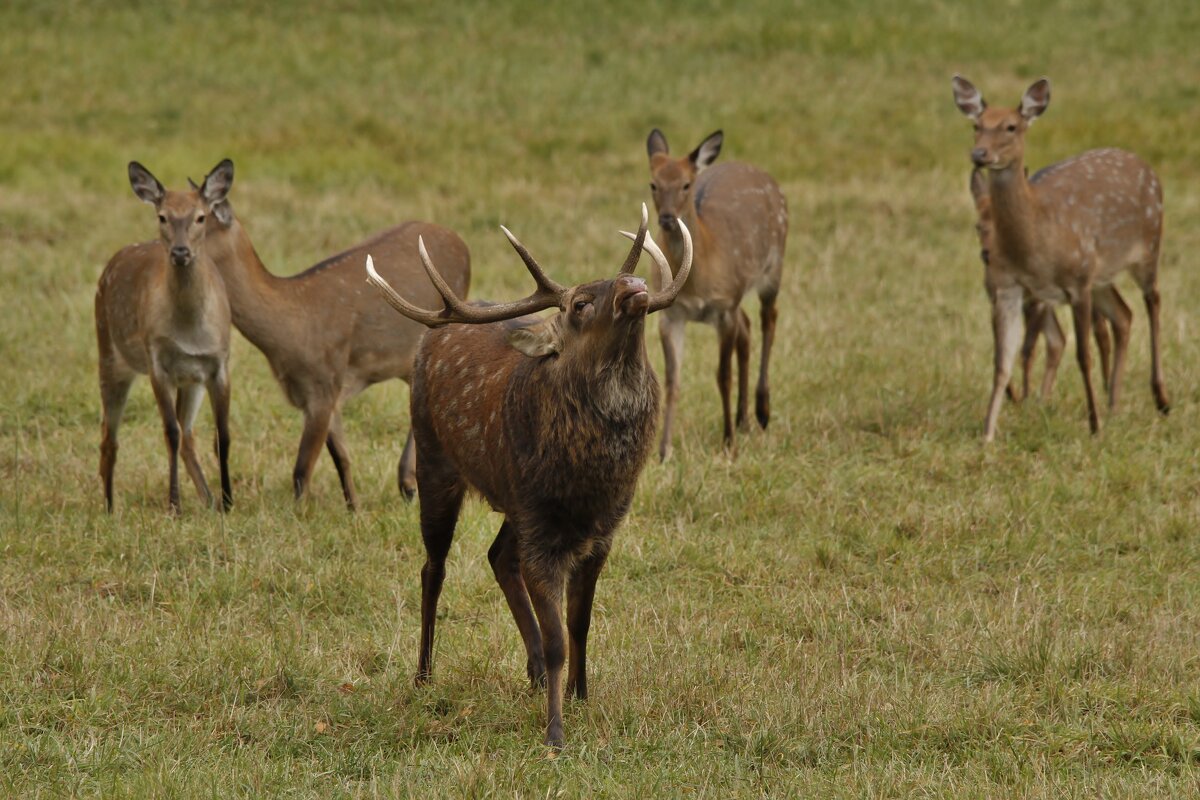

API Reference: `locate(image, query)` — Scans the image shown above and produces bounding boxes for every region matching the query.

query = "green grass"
[4,0,1200,795]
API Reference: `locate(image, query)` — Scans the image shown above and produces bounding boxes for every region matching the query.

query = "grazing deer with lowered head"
[969,166,1119,404]
[952,76,1168,441]
[191,159,470,508]
[645,129,787,459]
[96,162,233,513]
[365,204,691,748]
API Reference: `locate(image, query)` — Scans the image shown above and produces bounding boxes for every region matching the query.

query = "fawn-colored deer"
[645,129,787,459]
[96,162,233,513]
[968,167,1118,404]
[365,205,691,748]
[193,159,470,508]
[953,76,1168,441]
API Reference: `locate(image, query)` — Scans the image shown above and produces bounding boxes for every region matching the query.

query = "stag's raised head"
[952,76,1050,171]
[128,159,233,268]
[646,129,723,233]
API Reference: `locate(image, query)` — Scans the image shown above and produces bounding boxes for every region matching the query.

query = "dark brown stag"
[365,205,692,748]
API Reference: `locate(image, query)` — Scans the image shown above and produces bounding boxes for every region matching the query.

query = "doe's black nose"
[971,148,989,167]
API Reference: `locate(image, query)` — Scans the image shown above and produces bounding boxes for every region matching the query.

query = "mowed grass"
[4,0,1200,795]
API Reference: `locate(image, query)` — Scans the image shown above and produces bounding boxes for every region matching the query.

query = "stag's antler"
[367,232,566,328]
[619,219,692,313]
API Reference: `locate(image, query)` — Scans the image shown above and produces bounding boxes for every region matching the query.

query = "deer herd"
[92,76,1173,747]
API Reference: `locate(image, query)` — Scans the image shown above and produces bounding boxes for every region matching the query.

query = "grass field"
[4,0,1200,796]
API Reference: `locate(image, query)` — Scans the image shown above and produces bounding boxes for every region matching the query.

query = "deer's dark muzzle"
[658,212,677,231]
[170,246,193,267]
[971,148,990,167]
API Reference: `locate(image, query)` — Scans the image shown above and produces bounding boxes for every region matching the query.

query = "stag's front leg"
[565,545,611,701]
[984,285,1023,443]
[524,562,567,748]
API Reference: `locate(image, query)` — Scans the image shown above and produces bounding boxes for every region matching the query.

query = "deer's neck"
[988,160,1041,262]
[208,220,298,349]
[165,258,218,321]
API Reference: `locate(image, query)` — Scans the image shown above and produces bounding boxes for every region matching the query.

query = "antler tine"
[417,236,476,317]
[618,203,649,274]
[366,254,453,327]
[619,227,672,289]
[647,221,692,313]
[501,225,567,296]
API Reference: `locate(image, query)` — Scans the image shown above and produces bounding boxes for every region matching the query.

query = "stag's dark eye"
[573,299,590,313]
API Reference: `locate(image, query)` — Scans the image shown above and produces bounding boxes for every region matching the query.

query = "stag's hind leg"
[488,521,544,687]
[397,430,417,502]
[755,289,778,430]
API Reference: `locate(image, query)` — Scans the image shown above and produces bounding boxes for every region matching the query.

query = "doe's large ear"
[952,75,986,121]
[200,158,235,225]
[1019,78,1051,123]
[506,317,563,358]
[647,129,669,161]
[688,130,723,171]
[128,161,165,206]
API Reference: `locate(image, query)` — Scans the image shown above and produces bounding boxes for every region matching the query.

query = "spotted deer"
[96,162,233,513]
[953,76,1168,441]
[645,129,787,459]
[192,159,470,508]
[969,167,1118,404]
[365,205,691,748]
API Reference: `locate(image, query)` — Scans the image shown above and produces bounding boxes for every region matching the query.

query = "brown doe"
[192,159,470,508]
[646,129,787,459]
[952,76,1168,441]
[365,205,692,748]
[969,167,1118,404]
[96,162,233,513]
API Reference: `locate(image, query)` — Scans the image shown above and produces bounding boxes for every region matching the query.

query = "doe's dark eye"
[195,214,205,224]
[683,182,691,190]
[1006,124,1017,132]
[158,214,167,223]
[649,182,657,192]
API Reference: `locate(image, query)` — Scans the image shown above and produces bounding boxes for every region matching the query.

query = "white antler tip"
[618,229,635,241]
[365,254,379,279]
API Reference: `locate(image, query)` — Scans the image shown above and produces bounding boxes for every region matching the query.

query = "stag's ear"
[1019,78,1051,123]
[689,130,723,171]
[507,317,563,358]
[200,158,235,225]
[128,162,165,206]
[952,75,986,121]
[646,129,669,161]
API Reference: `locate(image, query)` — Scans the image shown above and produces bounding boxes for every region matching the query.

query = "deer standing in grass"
[365,205,691,748]
[969,166,1119,404]
[96,162,233,513]
[193,159,470,508]
[645,129,787,459]
[952,76,1168,441]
